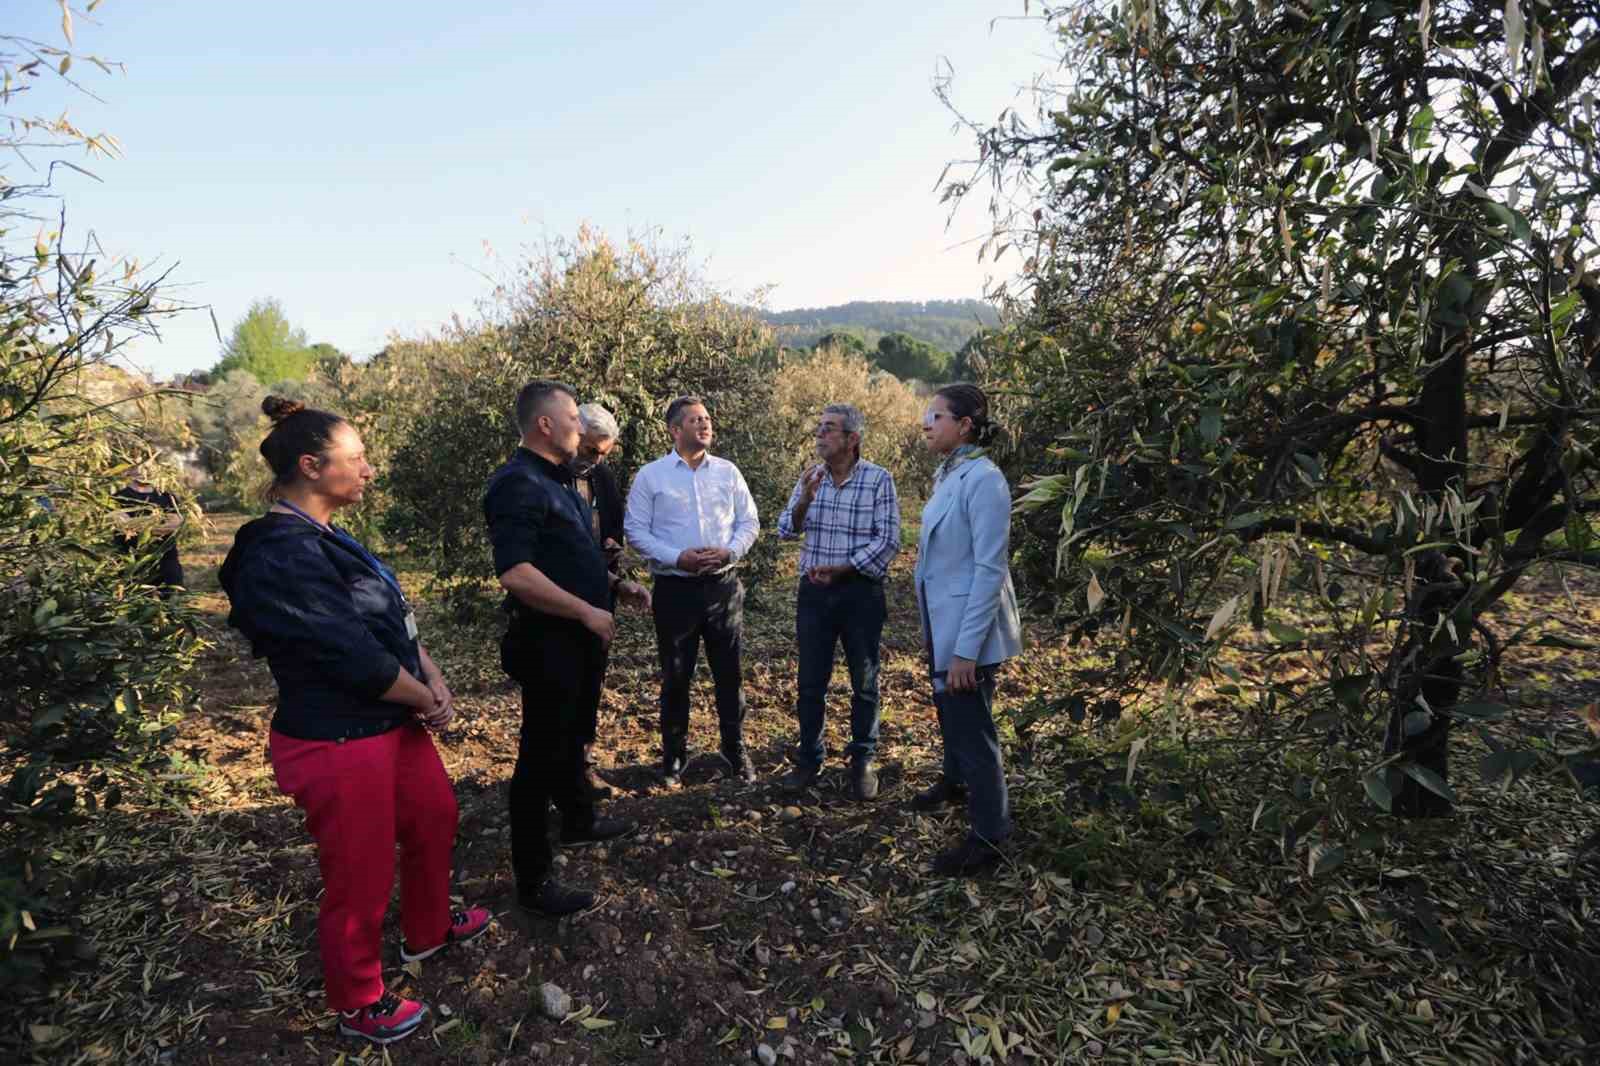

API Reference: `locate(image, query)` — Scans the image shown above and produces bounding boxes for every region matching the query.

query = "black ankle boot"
[518,878,596,916]
[910,777,965,811]
[850,757,880,802]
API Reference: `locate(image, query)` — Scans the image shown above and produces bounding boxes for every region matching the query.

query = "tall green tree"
[874,331,951,382]
[948,1,1600,823]
[814,330,869,355]
[212,298,315,383]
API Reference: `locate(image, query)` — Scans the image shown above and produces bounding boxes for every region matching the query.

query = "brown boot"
[582,744,614,800]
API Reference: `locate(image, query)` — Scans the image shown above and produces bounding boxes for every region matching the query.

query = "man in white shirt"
[624,395,761,786]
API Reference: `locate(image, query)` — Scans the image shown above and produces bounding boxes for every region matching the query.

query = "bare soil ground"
[14,513,1600,1065]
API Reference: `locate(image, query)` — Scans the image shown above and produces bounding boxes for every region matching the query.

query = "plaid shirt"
[776,459,900,580]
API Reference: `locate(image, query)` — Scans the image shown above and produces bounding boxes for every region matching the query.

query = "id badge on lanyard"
[278,500,420,642]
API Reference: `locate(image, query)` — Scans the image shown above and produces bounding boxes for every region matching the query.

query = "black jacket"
[577,462,625,571]
[484,448,612,618]
[219,513,420,741]
[484,448,612,685]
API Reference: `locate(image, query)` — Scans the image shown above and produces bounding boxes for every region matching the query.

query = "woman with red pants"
[220,396,489,1045]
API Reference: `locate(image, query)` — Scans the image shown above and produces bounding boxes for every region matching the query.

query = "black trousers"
[652,573,746,767]
[505,626,599,889]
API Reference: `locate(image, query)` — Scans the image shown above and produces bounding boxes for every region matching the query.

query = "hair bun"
[262,395,305,423]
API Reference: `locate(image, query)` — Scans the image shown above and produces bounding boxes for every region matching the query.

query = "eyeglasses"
[814,424,845,437]
[922,411,955,427]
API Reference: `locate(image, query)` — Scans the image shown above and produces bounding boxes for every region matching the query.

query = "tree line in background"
[174,289,967,519]
[168,232,937,571]
[762,297,998,352]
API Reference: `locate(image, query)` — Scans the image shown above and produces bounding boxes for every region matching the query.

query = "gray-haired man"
[777,404,900,800]
[571,403,629,799]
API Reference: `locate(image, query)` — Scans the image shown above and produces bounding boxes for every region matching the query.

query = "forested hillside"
[761,298,998,351]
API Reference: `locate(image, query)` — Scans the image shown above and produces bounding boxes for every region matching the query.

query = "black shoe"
[779,765,821,792]
[910,777,966,811]
[518,878,596,916]
[721,750,757,784]
[850,758,880,802]
[561,816,637,847]
[931,836,1004,877]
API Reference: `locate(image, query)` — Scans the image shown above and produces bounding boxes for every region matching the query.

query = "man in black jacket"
[571,403,625,798]
[483,381,650,917]
[113,470,186,595]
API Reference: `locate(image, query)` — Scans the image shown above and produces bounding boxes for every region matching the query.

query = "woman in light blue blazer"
[911,383,1022,876]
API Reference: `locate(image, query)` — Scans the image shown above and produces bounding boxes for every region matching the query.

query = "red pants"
[270,724,459,1010]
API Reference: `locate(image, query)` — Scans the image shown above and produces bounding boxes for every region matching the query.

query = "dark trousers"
[794,575,885,769]
[155,550,185,592]
[933,669,1010,844]
[577,643,610,750]
[506,628,599,889]
[653,573,746,766]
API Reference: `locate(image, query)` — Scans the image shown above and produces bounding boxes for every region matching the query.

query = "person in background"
[624,395,760,786]
[220,396,488,1047]
[113,464,186,595]
[776,403,900,801]
[910,383,1022,876]
[485,381,649,918]
[571,402,626,799]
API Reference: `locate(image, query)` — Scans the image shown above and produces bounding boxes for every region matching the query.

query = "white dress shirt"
[624,450,760,576]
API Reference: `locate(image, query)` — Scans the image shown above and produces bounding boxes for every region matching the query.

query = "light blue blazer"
[914,455,1023,673]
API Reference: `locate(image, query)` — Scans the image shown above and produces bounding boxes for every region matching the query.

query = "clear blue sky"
[13,2,1051,377]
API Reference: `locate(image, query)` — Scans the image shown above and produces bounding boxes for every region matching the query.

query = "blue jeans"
[794,575,886,769]
[933,669,1010,845]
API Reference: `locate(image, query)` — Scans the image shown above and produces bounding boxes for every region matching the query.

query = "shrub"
[0,10,199,989]
[770,345,935,502]
[370,227,793,591]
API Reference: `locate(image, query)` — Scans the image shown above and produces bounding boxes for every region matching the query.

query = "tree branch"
[1244,517,1386,554]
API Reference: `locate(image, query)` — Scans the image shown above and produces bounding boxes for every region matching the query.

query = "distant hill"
[761,299,999,353]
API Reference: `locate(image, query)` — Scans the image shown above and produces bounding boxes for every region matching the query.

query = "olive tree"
[375,227,791,590]
[945,0,1600,828]
[0,11,198,987]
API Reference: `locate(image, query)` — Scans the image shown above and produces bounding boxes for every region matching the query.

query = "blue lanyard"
[276,499,408,608]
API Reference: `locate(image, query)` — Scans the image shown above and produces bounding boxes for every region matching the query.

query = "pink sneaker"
[400,905,492,963]
[338,992,428,1045]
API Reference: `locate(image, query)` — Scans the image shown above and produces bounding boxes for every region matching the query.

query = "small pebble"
[538,982,571,1019]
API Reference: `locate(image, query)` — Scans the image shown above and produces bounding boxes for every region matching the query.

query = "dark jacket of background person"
[577,461,625,570]
[219,513,421,741]
[577,461,625,613]
[113,484,184,586]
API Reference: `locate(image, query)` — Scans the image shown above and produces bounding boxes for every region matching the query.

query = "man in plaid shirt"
[776,403,901,800]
